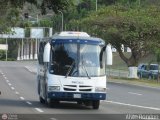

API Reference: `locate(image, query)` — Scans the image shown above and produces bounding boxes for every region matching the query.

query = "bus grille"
[63,85,92,92]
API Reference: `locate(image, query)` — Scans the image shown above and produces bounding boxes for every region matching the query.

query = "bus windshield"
[49,42,105,77]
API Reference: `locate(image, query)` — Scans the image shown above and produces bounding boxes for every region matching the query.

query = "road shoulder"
[108,77,160,90]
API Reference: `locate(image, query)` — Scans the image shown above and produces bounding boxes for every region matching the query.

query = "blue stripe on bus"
[48,92,106,100]
[51,39,104,45]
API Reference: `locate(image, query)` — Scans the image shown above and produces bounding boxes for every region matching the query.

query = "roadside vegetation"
[109,76,160,87]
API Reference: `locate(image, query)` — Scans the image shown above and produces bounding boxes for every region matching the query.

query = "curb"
[108,79,160,90]
[24,66,37,74]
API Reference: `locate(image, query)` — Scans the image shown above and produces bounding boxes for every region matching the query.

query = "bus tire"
[137,73,141,79]
[148,75,152,80]
[39,96,45,104]
[48,99,58,108]
[44,85,49,105]
[44,86,55,108]
[92,100,100,109]
[38,80,40,95]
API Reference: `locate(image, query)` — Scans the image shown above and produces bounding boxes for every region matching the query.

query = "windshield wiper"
[81,56,91,79]
[65,61,75,78]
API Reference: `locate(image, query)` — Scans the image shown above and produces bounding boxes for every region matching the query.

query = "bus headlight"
[48,86,60,92]
[95,87,106,92]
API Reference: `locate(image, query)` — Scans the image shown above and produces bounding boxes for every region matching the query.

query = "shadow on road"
[30,100,93,110]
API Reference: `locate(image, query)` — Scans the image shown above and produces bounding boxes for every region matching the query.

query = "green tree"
[0,0,73,60]
[80,5,160,78]
[0,0,73,33]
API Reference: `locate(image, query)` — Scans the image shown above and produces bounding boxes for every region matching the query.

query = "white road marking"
[106,100,160,111]
[128,92,142,96]
[11,87,15,90]
[4,77,7,79]
[20,97,25,100]
[6,80,9,83]
[50,118,57,120]
[25,66,33,73]
[26,101,32,105]
[25,66,30,71]
[35,108,44,113]
[15,92,19,95]
[8,83,12,86]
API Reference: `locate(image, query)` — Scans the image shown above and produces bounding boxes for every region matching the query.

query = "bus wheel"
[45,95,53,107]
[44,86,49,105]
[39,96,45,104]
[48,99,58,108]
[148,75,152,80]
[92,100,100,109]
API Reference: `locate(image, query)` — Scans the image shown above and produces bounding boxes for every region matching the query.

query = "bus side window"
[38,42,46,65]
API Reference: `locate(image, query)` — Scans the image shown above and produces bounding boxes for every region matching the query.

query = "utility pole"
[96,0,98,11]
[139,0,141,6]
[58,10,64,31]
[6,38,8,61]
[37,14,39,27]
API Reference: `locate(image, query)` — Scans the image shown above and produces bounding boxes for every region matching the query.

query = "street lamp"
[58,10,63,31]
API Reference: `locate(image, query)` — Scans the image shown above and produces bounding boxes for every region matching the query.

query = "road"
[0,61,160,120]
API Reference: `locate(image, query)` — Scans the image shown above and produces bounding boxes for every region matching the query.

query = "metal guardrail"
[106,69,129,78]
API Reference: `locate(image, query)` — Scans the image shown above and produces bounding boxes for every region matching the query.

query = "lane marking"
[128,92,142,96]
[6,80,9,83]
[26,101,32,105]
[15,92,19,95]
[25,66,30,71]
[50,118,57,120]
[8,83,12,86]
[25,66,34,73]
[4,77,7,79]
[105,100,160,111]
[11,87,15,90]
[35,108,44,113]
[20,97,25,100]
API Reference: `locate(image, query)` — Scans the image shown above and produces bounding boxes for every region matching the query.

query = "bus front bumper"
[48,92,106,101]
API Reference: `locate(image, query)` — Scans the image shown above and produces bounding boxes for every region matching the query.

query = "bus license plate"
[73,94,81,98]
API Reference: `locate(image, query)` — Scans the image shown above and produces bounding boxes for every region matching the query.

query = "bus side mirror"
[100,44,113,68]
[43,42,51,62]
[106,44,112,65]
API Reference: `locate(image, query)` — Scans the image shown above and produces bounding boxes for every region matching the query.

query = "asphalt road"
[0,61,160,120]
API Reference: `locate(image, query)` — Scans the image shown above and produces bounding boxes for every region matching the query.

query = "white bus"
[37,31,112,109]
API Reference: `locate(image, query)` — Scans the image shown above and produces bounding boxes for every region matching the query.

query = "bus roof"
[49,31,105,45]
[51,36,105,45]
[58,31,90,37]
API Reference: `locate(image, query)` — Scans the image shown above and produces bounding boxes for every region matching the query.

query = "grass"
[109,52,158,71]
[107,52,160,87]
[109,76,160,87]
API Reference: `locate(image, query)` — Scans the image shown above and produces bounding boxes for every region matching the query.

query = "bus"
[37,31,112,109]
